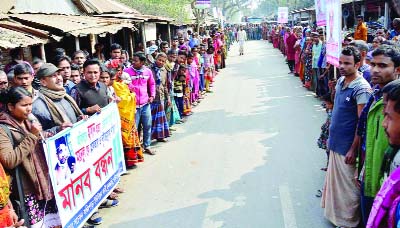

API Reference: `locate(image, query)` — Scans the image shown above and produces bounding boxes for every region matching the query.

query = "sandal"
[315,189,322,198]
[87,211,103,225]
[99,199,119,209]
[108,192,119,200]
[113,187,125,194]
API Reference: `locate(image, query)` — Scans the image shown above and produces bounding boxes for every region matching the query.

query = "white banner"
[144,22,157,41]
[44,103,126,228]
[278,7,288,24]
[326,0,342,67]
[315,0,327,26]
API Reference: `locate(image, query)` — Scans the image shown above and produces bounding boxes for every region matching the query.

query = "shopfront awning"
[10,14,137,37]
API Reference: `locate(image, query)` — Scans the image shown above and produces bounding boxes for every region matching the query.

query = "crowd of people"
[0,27,229,227]
[268,16,400,228]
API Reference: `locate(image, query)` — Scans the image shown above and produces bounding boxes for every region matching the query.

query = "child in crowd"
[204,46,215,93]
[317,93,333,171]
[173,64,187,117]
[100,66,120,103]
[187,52,200,106]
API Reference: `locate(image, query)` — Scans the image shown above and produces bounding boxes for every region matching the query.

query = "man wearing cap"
[238,26,247,55]
[146,45,159,65]
[312,32,323,95]
[32,63,84,136]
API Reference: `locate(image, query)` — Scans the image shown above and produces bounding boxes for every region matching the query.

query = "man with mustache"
[321,46,372,228]
[357,45,400,225]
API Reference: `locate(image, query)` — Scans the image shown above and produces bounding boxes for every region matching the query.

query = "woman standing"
[303,37,314,89]
[0,87,61,228]
[150,53,171,142]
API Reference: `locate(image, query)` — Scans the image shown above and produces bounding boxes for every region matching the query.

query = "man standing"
[13,62,38,99]
[72,50,87,71]
[349,40,371,83]
[105,43,122,65]
[124,52,156,155]
[71,59,109,115]
[354,15,368,41]
[358,45,400,224]
[321,46,372,228]
[54,55,75,95]
[389,18,400,39]
[0,71,8,90]
[238,26,247,56]
[32,63,82,135]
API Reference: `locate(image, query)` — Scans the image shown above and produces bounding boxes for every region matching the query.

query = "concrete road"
[100,40,333,228]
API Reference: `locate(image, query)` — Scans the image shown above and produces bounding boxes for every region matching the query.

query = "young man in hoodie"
[124,52,156,155]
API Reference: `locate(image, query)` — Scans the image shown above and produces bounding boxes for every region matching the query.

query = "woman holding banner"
[0,87,61,228]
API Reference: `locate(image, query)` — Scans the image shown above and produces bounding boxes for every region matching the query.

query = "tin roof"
[0,16,62,49]
[0,26,47,49]
[1,0,81,15]
[76,0,140,14]
[10,14,136,37]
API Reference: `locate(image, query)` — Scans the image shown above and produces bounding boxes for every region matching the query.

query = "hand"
[167,99,171,107]
[114,96,122,103]
[30,122,42,137]
[148,97,154,103]
[60,122,73,131]
[78,115,89,121]
[87,105,101,114]
[345,149,357,164]
[7,209,25,227]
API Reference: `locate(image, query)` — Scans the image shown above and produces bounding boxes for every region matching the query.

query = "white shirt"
[238,30,247,41]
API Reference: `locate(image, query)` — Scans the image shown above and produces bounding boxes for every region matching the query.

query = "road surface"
[100,40,333,228]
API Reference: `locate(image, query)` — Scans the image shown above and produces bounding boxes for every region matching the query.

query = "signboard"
[315,0,327,26]
[277,7,288,24]
[326,0,342,67]
[44,103,126,228]
[195,0,211,9]
[144,22,157,42]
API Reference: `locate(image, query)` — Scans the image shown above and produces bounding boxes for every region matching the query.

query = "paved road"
[100,40,333,228]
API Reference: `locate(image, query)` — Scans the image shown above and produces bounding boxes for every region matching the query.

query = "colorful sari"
[113,81,144,166]
[0,163,12,227]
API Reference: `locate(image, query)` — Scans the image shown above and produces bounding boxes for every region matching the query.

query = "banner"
[315,0,327,26]
[44,103,126,228]
[326,0,342,67]
[195,0,211,9]
[144,22,157,42]
[277,7,288,24]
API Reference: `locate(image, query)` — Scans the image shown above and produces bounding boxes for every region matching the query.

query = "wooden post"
[40,43,46,62]
[109,34,113,46]
[129,30,134,56]
[141,22,147,54]
[167,22,171,44]
[75,37,80,51]
[89,34,96,55]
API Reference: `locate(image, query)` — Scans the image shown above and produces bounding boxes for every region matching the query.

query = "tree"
[117,0,193,24]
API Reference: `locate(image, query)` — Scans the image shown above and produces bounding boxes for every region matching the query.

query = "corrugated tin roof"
[95,13,147,21]
[0,20,62,41]
[76,0,140,14]
[96,13,174,22]
[0,0,15,14]
[4,0,81,15]
[0,26,47,49]
[11,14,136,37]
